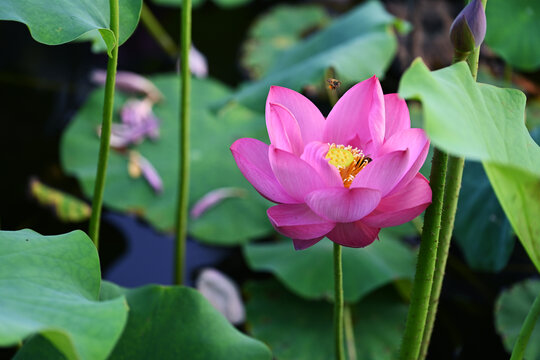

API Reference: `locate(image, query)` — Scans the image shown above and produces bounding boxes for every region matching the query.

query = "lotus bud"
[449,0,486,54]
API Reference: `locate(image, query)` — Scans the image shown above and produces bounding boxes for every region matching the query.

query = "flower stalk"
[88,0,120,248]
[399,147,448,360]
[418,1,487,358]
[174,0,192,285]
[334,243,345,360]
[510,291,540,360]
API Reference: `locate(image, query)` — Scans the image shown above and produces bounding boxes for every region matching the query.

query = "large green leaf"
[399,59,540,272]
[454,161,514,272]
[241,5,330,79]
[245,280,407,360]
[0,230,128,360]
[18,282,272,359]
[485,0,540,71]
[104,285,272,359]
[61,74,273,245]
[495,278,540,359]
[232,1,406,109]
[0,0,142,56]
[244,227,416,303]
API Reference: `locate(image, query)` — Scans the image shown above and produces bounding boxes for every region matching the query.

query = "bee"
[327,78,342,91]
[356,156,372,170]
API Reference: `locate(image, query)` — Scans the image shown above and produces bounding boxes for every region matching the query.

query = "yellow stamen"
[326,144,371,188]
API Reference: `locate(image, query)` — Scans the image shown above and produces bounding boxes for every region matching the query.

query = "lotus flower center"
[325,144,371,188]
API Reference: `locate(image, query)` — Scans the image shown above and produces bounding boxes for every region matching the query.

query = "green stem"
[334,243,345,360]
[418,2,486,356]
[140,2,179,58]
[88,0,120,248]
[510,291,540,360]
[418,156,464,359]
[174,0,192,285]
[399,148,448,360]
[344,305,357,360]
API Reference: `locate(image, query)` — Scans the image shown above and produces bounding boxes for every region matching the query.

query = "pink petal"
[91,70,163,102]
[377,128,430,193]
[323,76,385,149]
[191,187,246,219]
[384,94,411,140]
[266,86,325,143]
[327,222,380,248]
[230,138,297,204]
[293,237,324,250]
[351,150,410,197]
[362,173,432,228]
[269,146,327,202]
[139,155,163,193]
[267,204,335,240]
[300,141,343,187]
[266,102,304,156]
[305,187,381,223]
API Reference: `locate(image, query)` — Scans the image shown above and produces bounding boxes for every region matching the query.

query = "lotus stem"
[344,305,357,360]
[174,0,192,285]
[140,3,179,59]
[88,0,120,249]
[399,147,448,360]
[418,2,486,357]
[510,290,540,360]
[334,243,345,360]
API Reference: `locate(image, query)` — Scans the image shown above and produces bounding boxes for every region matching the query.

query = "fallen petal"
[191,187,246,219]
[196,268,245,325]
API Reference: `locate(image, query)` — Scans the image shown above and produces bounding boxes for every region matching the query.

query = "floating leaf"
[495,278,540,359]
[19,282,271,360]
[244,228,416,303]
[485,0,540,71]
[399,59,540,272]
[454,161,514,272]
[29,178,91,222]
[0,230,128,360]
[103,285,271,359]
[0,0,142,56]
[61,75,273,245]
[241,5,330,79]
[245,280,407,360]
[232,1,406,109]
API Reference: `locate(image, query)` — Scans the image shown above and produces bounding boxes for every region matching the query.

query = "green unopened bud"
[449,0,486,54]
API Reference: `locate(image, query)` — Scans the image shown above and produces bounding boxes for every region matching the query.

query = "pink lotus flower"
[230,77,432,250]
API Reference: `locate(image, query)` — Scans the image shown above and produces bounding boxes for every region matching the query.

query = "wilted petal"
[305,187,381,223]
[293,237,324,250]
[323,76,385,149]
[191,187,246,219]
[266,86,325,143]
[363,173,431,227]
[91,70,163,102]
[196,268,245,324]
[267,102,304,156]
[300,141,342,187]
[230,138,297,204]
[121,98,153,126]
[267,203,335,240]
[351,150,410,196]
[189,45,209,78]
[269,146,327,202]
[384,94,410,140]
[327,221,380,248]
[138,153,164,193]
